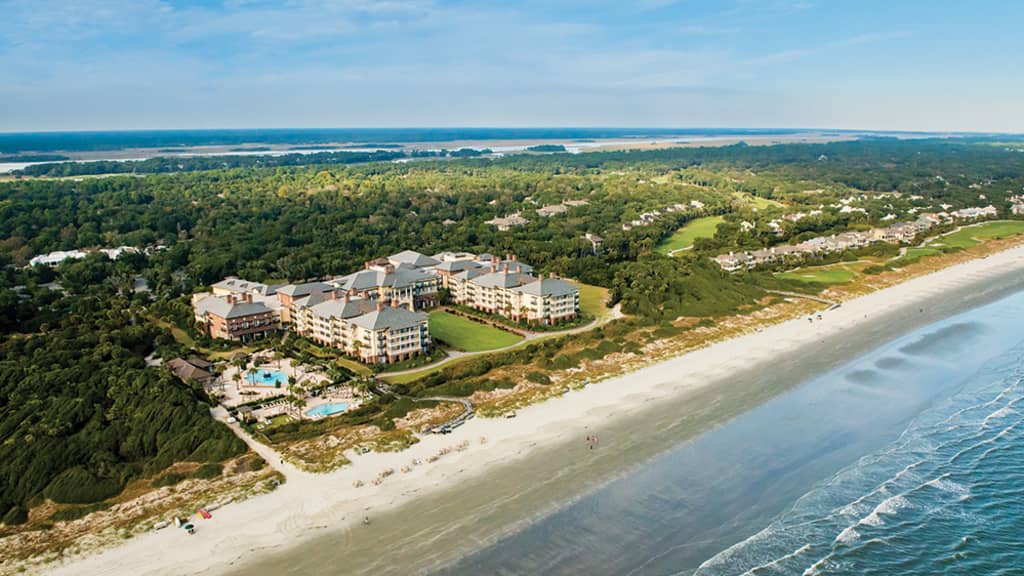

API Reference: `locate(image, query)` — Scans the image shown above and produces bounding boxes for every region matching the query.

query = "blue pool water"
[246,369,288,387]
[306,402,350,418]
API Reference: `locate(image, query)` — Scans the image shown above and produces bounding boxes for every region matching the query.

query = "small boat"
[173,517,184,528]
[198,508,212,520]
[183,523,195,535]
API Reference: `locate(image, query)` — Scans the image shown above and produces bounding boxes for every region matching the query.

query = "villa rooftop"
[349,306,428,331]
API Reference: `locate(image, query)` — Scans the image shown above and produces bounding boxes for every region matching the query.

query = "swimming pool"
[246,369,288,387]
[305,402,350,418]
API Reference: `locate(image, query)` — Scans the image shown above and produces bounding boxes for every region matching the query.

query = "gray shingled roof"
[349,306,428,331]
[333,265,434,292]
[167,358,213,381]
[511,277,578,297]
[211,277,267,294]
[389,250,441,269]
[194,295,271,319]
[471,271,535,289]
[310,297,378,320]
[435,260,485,274]
[276,282,331,297]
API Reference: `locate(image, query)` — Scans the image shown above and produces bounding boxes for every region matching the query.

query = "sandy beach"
[43,244,1024,576]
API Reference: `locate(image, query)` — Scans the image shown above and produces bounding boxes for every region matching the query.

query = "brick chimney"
[503,263,510,273]
[549,271,556,279]
[343,292,350,303]
[390,299,399,308]
[491,262,498,273]
[511,254,517,261]
[376,301,385,312]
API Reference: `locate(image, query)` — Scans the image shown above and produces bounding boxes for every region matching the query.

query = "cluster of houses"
[621,200,705,231]
[713,208,997,272]
[192,250,580,364]
[485,199,591,230]
[1011,195,1024,215]
[27,246,142,267]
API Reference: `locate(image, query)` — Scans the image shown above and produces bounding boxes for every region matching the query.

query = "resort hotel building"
[192,249,580,363]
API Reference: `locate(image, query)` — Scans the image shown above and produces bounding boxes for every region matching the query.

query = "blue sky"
[0,0,1021,132]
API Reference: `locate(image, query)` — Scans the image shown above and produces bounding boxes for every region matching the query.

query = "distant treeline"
[13,147,508,177]
[14,150,407,177]
[0,154,71,162]
[525,144,567,152]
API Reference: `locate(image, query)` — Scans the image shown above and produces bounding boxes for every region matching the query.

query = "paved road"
[382,303,623,378]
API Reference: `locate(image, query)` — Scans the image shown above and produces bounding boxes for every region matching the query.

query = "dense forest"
[2,138,1023,524]
[0,281,245,523]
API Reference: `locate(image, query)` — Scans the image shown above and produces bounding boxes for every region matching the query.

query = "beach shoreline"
[40,244,1024,576]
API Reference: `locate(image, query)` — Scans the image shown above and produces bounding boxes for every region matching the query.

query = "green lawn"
[888,246,943,268]
[929,220,1024,249]
[572,281,611,320]
[428,311,523,352]
[657,215,725,255]
[775,267,856,284]
[731,191,784,209]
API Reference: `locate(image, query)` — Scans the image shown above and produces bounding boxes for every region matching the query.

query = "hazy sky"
[1,0,1021,132]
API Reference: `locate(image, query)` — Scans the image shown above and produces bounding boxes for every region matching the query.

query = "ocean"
[439,289,1024,576]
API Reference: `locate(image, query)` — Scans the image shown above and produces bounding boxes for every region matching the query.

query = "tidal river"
[439,288,1024,575]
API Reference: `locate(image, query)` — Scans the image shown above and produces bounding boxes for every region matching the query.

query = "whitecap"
[981,406,1016,427]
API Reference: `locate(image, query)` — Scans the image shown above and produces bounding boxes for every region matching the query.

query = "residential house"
[486,212,530,231]
[536,204,568,217]
[166,357,215,386]
[952,205,997,220]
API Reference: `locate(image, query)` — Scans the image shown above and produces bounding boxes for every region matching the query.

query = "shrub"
[2,506,28,525]
[526,371,550,385]
[863,265,889,275]
[550,354,578,370]
[44,467,123,504]
[50,502,109,522]
[152,472,186,488]
[192,463,223,480]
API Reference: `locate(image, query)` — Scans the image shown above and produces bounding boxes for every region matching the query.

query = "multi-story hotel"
[192,249,580,361]
[192,293,279,342]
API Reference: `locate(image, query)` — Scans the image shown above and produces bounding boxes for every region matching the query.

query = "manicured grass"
[572,281,611,320]
[889,247,943,267]
[731,191,784,209]
[428,311,523,352]
[335,357,374,377]
[775,267,856,284]
[657,215,725,254]
[929,220,1024,249]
